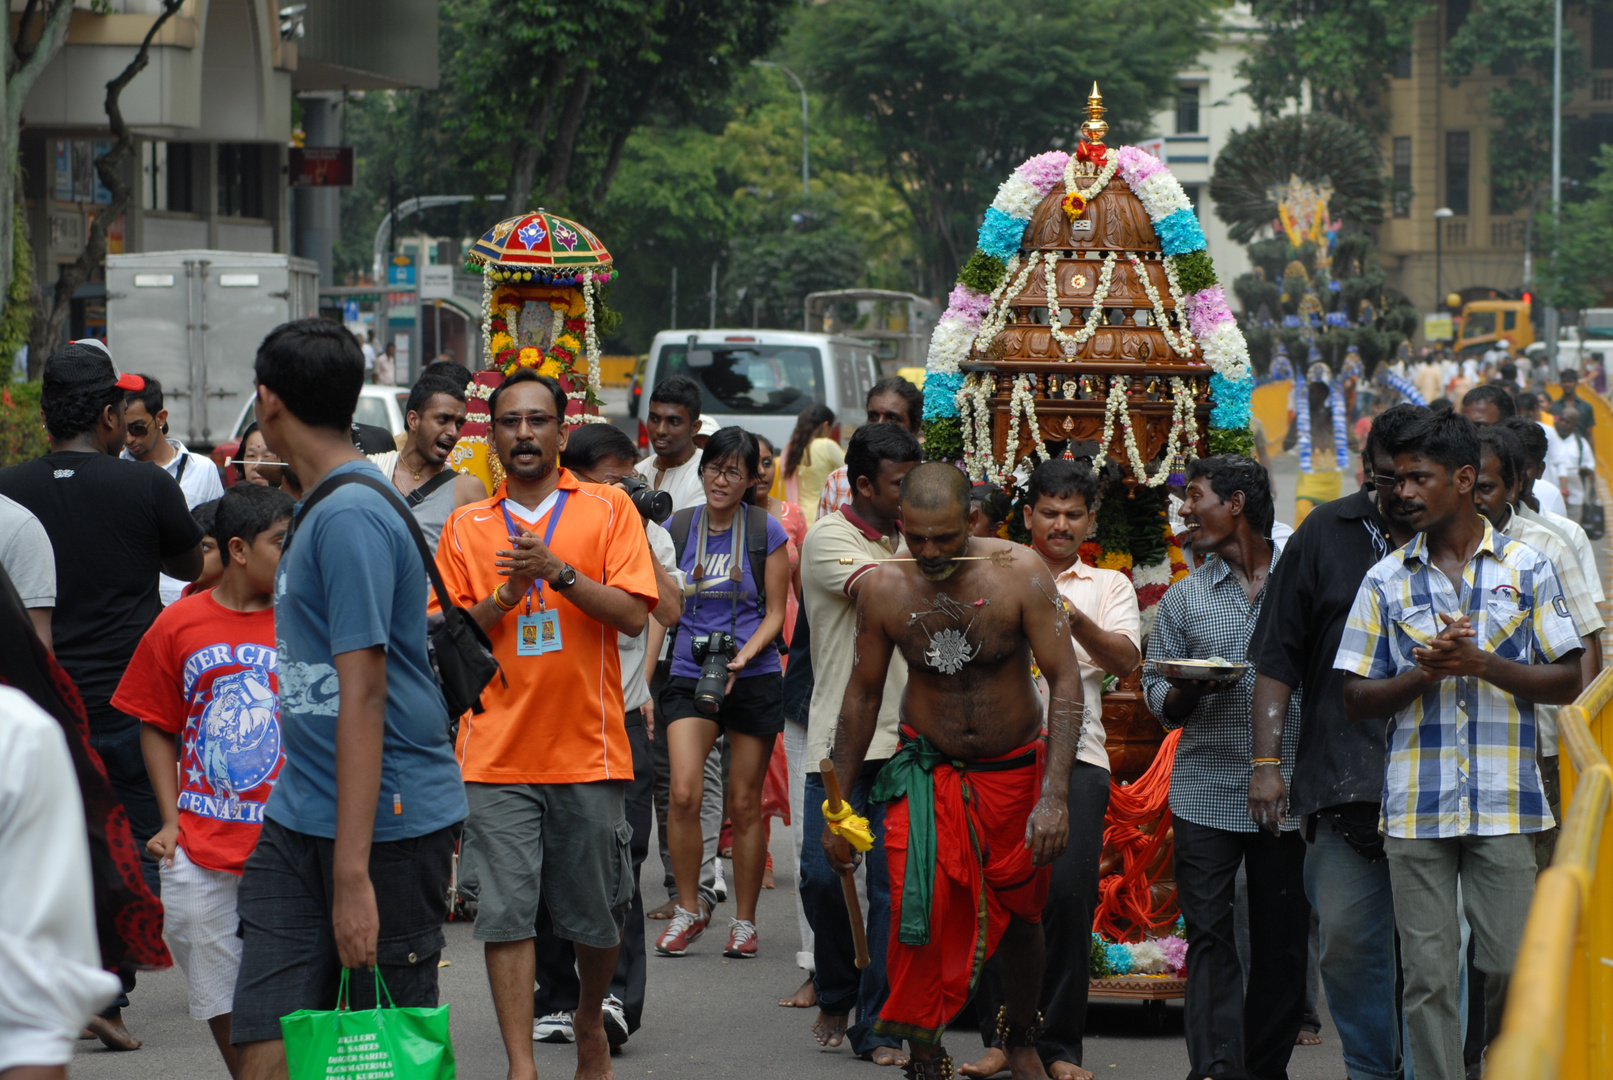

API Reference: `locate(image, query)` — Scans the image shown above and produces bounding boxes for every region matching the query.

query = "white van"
[643,329,883,448]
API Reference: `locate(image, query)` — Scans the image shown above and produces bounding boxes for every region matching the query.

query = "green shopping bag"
[280,968,456,1080]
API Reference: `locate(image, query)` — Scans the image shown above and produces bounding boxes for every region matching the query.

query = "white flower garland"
[1046,250,1117,356]
[972,255,1035,362]
[990,171,1046,220]
[1003,374,1051,468]
[1063,154,1120,204]
[957,374,1000,483]
[1098,376,1198,488]
[582,276,603,392]
[480,273,494,368]
[1124,252,1194,358]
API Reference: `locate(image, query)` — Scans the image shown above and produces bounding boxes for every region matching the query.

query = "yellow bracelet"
[1251,757,1282,767]
[491,585,519,612]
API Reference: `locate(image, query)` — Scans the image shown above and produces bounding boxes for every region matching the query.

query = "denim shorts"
[461,780,633,948]
[230,819,458,1045]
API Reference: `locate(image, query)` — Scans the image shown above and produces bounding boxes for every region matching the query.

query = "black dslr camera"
[689,631,739,716]
[619,474,673,523]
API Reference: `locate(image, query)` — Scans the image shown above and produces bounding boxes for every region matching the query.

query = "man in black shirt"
[1246,404,1422,1080]
[0,342,203,858]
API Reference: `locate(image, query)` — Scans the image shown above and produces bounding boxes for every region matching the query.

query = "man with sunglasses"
[121,376,224,605]
[1246,404,1425,1080]
[433,370,659,1080]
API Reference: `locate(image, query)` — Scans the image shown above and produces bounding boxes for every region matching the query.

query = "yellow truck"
[1453,298,1534,356]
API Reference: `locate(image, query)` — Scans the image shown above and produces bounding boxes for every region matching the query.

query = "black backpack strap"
[289,471,463,618]
[406,467,458,508]
[668,506,698,570]
[745,503,769,613]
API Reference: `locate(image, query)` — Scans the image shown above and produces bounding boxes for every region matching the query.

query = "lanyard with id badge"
[502,492,569,657]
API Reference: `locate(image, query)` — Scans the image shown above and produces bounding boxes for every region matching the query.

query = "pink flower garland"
[947,283,993,328]
[1015,151,1070,193]
[1113,145,1166,186]
[1159,935,1188,972]
[1184,286,1234,339]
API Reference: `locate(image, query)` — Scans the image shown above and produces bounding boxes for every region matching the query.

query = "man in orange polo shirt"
[434,369,658,1080]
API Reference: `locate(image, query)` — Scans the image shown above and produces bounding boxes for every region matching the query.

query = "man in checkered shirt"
[1142,454,1309,1080]
[1336,408,1583,1080]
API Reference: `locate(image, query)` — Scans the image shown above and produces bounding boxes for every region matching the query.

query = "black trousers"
[1172,818,1310,1080]
[975,760,1111,1066]
[534,712,653,1031]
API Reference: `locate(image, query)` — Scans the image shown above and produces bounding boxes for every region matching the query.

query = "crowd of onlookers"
[0,320,1606,1080]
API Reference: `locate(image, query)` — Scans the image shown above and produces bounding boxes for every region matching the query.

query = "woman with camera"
[655,427,791,960]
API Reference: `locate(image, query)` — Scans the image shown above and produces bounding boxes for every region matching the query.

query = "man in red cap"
[0,339,204,1051]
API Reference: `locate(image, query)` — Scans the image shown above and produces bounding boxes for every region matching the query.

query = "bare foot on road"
[960,1047,1007,1077]
[1296,1030,1322,1046]
[575,1026,613,1080]
[1009,1045,1051,1080]
[861,1046,911,1067]
[646,898,679,920]
[1049,1060,1094,1080]
[87,1012,142,1051]
[812,1011,848,1047]
[779,976,817,1008]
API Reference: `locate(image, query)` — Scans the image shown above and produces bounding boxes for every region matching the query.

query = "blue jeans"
[1304,819,1402,1080]
[800,766,898,1056]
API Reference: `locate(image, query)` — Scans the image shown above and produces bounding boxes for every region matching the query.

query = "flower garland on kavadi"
[940,144,1252,635]
[947,140,1255,968]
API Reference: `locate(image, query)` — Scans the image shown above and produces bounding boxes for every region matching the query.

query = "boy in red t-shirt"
[113,483,293,1074]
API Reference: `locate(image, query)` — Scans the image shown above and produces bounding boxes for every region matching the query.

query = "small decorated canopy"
[465,210,616,285]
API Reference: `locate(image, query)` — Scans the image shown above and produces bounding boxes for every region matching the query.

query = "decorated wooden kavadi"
[453,209,619,492]
[918,87,1256,1002]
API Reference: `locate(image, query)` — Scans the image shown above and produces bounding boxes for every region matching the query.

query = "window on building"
[1445,130,1470,215]
[1181,184,1201,217]
[1393,137,1412,217]
[1395,49,1413,78]
[1447,0,1470,41]
[1446,220,1467,247]
[1595,8,1613,68]
[1175,84,1200,135]
[217,143,267,219]
[165,143,195,213]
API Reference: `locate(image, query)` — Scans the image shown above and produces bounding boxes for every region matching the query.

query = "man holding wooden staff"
[798,423,923,1067]
[824,462,1085,1080]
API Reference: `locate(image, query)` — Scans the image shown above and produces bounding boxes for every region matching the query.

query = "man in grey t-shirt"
[0,491,55,649]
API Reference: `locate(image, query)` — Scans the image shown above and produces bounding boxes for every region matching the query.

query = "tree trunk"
[503,56,562,216]
[542,66,596,203]
[3,0,73,372]
[590,71,662,207]
[38,1,183,355]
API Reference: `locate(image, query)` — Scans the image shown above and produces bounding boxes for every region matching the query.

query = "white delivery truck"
[105,250,320,448]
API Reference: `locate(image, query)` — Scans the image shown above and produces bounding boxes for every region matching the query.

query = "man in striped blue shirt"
[1335,408,1582,1080]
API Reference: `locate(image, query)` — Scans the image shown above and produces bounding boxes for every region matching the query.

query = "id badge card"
[517,610,563,655]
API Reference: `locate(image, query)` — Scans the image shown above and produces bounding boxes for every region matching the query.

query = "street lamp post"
[752,60,810,200]
[1547,0,1564,376]
[1434,207,1454,327]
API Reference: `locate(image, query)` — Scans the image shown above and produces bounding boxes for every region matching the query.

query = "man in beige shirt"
[798,423,923,1066]
[963,459,1141,1080]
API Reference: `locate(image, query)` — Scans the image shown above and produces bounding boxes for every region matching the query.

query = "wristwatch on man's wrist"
[553,563,578,590]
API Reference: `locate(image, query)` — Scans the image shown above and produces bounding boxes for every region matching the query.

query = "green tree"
[1536,143,1613,312]
[791,0,1217,292]
[1444,0,1586,215]
[452,0,791,214]
[1238,0,1431,130]
[1211,115,1416,371]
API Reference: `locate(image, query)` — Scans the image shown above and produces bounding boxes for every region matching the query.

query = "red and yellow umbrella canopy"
[465,210,614,285]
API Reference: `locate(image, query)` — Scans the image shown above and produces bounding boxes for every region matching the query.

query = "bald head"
[900,461,970,521]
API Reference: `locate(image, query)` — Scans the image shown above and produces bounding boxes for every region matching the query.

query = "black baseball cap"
[42,339,144,394]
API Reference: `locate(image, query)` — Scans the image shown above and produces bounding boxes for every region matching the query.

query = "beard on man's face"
[500,439,554,480]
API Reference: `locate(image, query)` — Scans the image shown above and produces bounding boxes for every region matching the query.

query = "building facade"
[19,0,437,338]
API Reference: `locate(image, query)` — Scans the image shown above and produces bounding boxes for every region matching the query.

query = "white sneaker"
[533,1010,575,1043]
[713,858,728,902]
[602,994,629,1048]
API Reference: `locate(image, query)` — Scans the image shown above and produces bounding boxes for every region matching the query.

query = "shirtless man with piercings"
[825,462,1084,1080]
